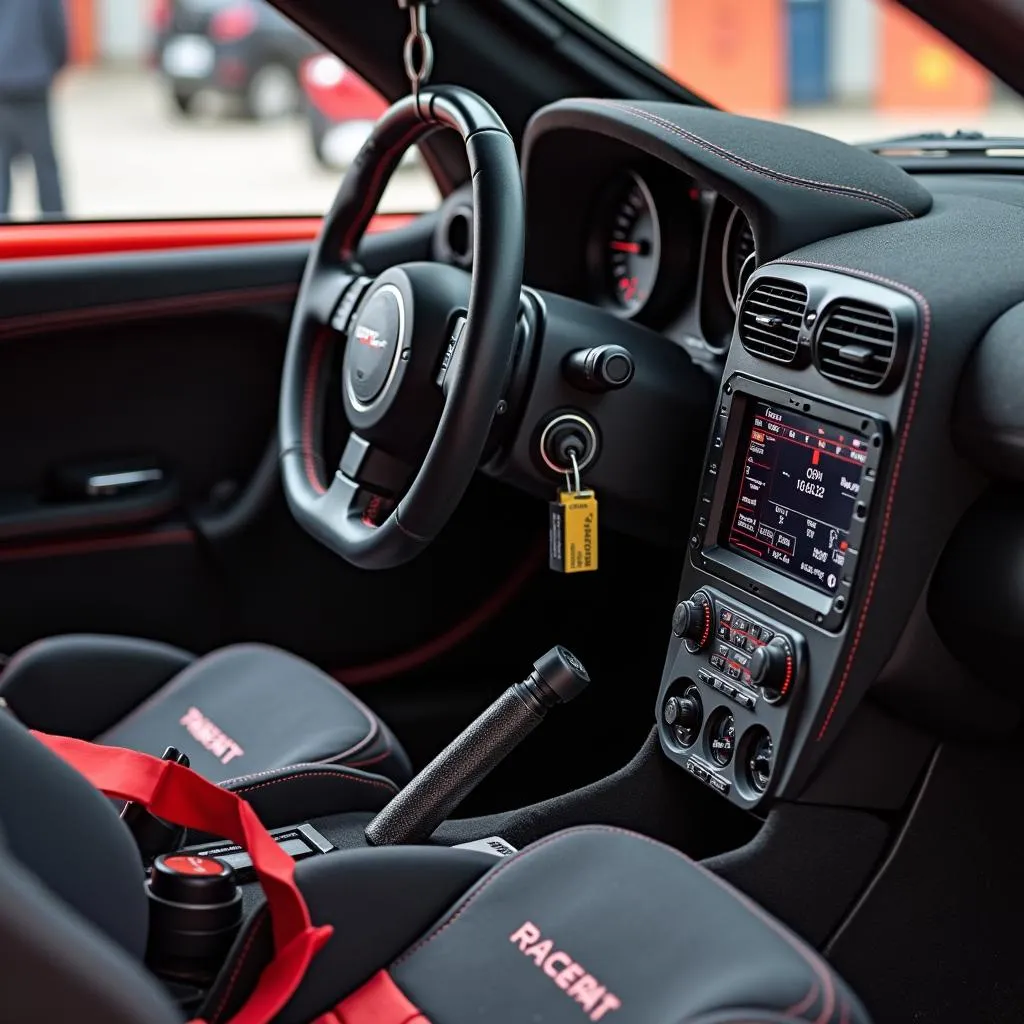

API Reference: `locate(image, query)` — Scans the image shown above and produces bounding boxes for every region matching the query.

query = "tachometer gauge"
[723,206,756,311]
[587,169,700,324]
[601,173,661,316]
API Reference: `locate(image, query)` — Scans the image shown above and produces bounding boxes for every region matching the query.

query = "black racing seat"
[0,634,411,787]
[0,710,873,1024]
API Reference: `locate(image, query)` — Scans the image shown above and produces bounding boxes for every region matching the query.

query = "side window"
[0,0,439,222]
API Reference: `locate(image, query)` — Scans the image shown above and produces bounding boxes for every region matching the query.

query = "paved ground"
[6,68,440,221]
[6,68,1024,221]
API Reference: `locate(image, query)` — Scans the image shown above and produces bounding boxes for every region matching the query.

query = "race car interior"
[2,0,1024,1021]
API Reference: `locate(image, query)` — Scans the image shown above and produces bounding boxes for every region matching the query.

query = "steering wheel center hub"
[345,283,407,409]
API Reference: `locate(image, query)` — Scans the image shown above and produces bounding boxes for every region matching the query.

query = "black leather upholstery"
[387,827,871,1023]
[0,634,192,739]
[0,636,412,786]
[0,713,149,959]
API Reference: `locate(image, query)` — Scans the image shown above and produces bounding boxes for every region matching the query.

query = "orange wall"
[667,0,784,115]
[66,0,96,64]
[879,0,990,110]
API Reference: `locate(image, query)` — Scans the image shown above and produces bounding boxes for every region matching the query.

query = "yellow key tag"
[549,489,599,574]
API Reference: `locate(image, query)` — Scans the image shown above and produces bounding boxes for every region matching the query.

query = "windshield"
[561,0,1021,144]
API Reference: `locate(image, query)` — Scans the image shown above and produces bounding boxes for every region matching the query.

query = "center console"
[657,266,918,809]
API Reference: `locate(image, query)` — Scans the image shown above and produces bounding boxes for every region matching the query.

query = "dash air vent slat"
[738,279,809,364]
[815,299,899,390]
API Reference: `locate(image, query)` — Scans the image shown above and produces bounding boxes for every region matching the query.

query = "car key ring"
[398,0,438,109]
[569,449,582,495]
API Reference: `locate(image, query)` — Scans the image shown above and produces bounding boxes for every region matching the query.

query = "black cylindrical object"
[145,854,243,984]
[365,647,589,846]
[121,746,190,863]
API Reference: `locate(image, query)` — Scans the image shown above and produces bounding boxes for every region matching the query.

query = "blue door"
[788,0,830,105]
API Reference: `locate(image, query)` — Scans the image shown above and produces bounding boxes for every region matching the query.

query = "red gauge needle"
[609,239,651,255]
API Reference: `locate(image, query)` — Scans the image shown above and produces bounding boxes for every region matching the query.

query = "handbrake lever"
[365,646,590,846]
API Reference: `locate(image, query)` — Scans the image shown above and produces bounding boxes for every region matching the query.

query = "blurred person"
[0,0,67,217]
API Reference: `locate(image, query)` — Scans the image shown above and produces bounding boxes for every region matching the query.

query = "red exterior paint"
[0,213,414,262]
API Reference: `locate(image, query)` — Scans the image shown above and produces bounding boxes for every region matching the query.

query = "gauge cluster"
[521,128,757,360]
[585,170,702,325]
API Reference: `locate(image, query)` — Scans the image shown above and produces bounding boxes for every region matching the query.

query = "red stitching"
[770,261,931,741]
[392,825,837,1023]
[346,748,393,768]
[340,122,428,256]
[209,909,269,1023]
[302,330,330,495]
[0,283,297,340]
[592,102,915,221]
[231,769,397,797]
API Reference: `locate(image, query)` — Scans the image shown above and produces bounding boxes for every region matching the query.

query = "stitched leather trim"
[302,330,331,495]
[229,768,398,798]
[768,261,931,742]
[209,908,271,1024]
[0,283,298,340]
[341,123,429,257]
[589,101,915,221]
[393,824,842,1024]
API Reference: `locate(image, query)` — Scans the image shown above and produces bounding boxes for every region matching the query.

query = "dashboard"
[515,98,1024,815]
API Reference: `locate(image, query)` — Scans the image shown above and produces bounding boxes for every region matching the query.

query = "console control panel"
[657,587,805,808]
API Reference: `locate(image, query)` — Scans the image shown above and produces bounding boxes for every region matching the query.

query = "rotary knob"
[749,637,794,704]
[663,687,702,747]
[672,594,711,650]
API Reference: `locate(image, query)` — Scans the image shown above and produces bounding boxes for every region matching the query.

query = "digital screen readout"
[725,401,868,594]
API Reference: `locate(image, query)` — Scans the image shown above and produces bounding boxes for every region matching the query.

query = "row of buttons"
[709,640,754,684]
[699,669,757,711]
[716,607,775,654]
[685,757,730,795]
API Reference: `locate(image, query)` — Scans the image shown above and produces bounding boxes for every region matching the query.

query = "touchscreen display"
[724,401,868,594]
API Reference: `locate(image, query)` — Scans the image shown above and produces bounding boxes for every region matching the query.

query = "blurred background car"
[153,0,318,120]
[301,53,419,170]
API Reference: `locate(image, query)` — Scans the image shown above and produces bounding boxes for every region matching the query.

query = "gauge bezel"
[721,205,756,313]
[585,165,701,327]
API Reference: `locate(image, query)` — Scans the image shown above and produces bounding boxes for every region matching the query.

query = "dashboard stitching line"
[771,259,930,742]
[589,102,915,220]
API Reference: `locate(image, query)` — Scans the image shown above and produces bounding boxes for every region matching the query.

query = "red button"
[162,855,226,877]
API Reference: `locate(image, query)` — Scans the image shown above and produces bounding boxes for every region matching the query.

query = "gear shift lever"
[365,646,590,846]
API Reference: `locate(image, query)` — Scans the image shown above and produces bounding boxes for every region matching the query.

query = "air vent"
[815,300,898,390]
[738,279,809,364]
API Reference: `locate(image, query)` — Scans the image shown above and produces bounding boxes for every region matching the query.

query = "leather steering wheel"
[278,87,525,569]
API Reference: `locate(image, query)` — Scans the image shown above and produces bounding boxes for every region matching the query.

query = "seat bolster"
[0,634,194,738]
[222,763,400,827]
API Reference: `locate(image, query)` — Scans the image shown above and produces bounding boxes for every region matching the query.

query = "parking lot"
[5,68,1024,222]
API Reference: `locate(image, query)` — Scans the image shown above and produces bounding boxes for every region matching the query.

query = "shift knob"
[365,647,589,846]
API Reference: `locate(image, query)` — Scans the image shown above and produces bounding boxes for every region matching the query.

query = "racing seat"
[0,710,873,1024]
[0,634,412,786]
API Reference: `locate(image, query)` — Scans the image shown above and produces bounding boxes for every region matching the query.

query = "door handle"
[84,467,165,497]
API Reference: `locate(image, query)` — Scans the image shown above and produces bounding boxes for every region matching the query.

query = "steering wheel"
[279,87,524,570]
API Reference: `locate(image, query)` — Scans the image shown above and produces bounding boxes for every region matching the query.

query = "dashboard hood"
[524,100,933,264]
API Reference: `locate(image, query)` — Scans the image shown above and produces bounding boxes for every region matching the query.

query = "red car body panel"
[0,213,414,261]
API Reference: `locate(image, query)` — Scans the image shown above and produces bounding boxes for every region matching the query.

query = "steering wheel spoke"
[339,434,413,498]
[307,265,367,329]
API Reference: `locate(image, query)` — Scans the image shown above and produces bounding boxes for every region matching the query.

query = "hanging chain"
[400,1,436,108]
